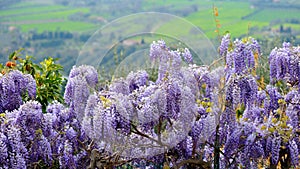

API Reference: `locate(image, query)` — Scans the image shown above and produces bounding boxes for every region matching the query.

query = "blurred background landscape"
[0,0,299,75]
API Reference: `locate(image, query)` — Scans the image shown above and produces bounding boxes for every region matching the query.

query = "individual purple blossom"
[197,106,206,116]
[198,114,216,143]
[233,39,246,74]
[150,40,192,82]
[64,75,90,121]
[285,90,299,131]
[74,151,88,168]
[271,137,281,165]
[269,48,278,80]
[265,85,283,114]
[289,139,299,166]
[23,74,36,99]
[182,48,193,63]
[224,129,241,157]
[227,78,241,105]
[190,120,203,139]
[283,42,291,48]
[66,126,77,141]
[126,70,149,92]
[30,135,53,165]
[181,67,200,96]
[14,101,43,147]
[45,101,69,133]
[242,106,264,121]
[58,140,76,169]
[219,33,230,56]
[257,90,266,106]
[42,113,58,138]
[285,90,297,103]
[46,101,66,116]
[0,132,8,166]
[169,50,182,73]
[93,101,116,142]
[64,65,99,122]
[245,45,255,68]
[189,65,213,98]
[112,115,131,136]
[82,94,99,138]
[239,151,251,168]
[175,137,193,159]
[109,78,129,95]
[244,133,264,159]
[175,84,196,125]
[250,38,261,54]
[112,95,132,136]
[149,40,167,61]
[225,51,234,72]
[136,89,162,124]
[239,76,258,106]
[69,65,98,87]
[166,79,181,119]
[6,125,27,169]
[185,136,193,158]
[276,51,289,79]
[220,106,236,134]
[265,137,273,157]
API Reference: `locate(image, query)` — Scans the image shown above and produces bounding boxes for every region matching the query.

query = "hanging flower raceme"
[219,33,230,56]
[64,65,99,122]
[150,40,193,82]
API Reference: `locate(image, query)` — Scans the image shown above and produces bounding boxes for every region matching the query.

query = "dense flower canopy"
[0,36,299,169]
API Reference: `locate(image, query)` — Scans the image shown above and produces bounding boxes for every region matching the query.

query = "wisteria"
[218,34,299,168]
[0,70,36,113]
[269,42,300,89]
[0,36,299,168]
[0,99,90,168]
[64,65,99,122]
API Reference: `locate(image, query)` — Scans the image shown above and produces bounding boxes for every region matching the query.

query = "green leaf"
[8,51,16,60]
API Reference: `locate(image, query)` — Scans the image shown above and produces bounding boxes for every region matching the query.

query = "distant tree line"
[0,0,21,9]
[30,31,73,41]
[250,0,300,9]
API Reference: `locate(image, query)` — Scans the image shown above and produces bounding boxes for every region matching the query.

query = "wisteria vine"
[0,35,299,169]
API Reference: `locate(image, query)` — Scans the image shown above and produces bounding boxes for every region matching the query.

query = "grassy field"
[0,2,96,33]
[0,5,68,17]
[1,8,90,22]
[18,21,97,32]
[1,0,299,37]
[244,8,300,22]
[156,1,261,38]
[153,0,299,39]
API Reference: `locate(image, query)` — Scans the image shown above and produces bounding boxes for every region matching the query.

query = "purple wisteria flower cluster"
[0,70,36,113]
[0,66,96,169]
[0,100,91,169]
[269,42,300,88]
[0,37,299,168]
